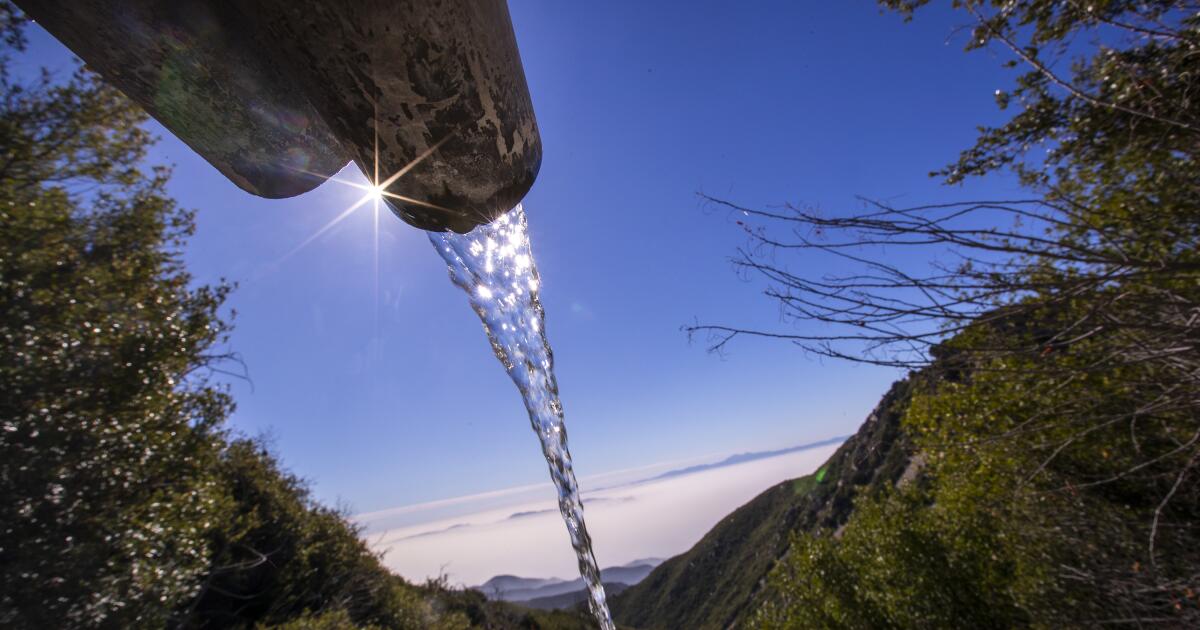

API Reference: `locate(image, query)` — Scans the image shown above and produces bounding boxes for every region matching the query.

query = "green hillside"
[612,378,916,629]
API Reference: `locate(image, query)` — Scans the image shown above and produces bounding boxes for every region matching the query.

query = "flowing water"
[429,204,614,629]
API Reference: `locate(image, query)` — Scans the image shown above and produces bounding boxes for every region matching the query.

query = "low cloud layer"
[361,442,840,586]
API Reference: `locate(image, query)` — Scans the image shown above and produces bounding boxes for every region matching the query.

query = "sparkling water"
[429,204,614,629]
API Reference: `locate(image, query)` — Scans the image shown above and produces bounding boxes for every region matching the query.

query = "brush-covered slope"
[611,378,917,629]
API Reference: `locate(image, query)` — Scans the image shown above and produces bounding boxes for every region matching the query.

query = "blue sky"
[23,1,1024,515]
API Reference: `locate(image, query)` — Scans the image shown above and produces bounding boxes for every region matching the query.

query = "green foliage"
[421,582,598,630]
[751,2,1200,627]
[758,488,1027,630]
[0,7,231,624]
[912,330,1199,623]
[185,438,436,629]
[260,608,387,630]
[790,472,818,496]
[761,320,1199,625]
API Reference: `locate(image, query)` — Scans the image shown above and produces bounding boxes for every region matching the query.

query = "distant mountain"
[522,582,630,611]
[475,575,565,598]
[611,378,918,629]
[645,435,851,483]
[475,558,662,604]
[596,560,662,587]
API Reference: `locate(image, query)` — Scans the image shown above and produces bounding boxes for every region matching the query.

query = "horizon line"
[354,433,847,521]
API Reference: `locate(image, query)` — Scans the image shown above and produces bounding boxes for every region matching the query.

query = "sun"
[272,127,459,289]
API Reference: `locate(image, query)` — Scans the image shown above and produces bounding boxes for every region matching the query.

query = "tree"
[690,0,1198,365]
[184,438,442,629]
[684,1,1199,625]
[756,487,1029,630]
[0,4,235,626]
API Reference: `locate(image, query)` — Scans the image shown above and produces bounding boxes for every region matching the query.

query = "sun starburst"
[280,132,451,262]
[270,99,455,345]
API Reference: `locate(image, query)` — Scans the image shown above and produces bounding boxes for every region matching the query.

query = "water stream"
[428,204,614,629]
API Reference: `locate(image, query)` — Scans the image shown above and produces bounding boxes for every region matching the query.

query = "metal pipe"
[16,0,542,233]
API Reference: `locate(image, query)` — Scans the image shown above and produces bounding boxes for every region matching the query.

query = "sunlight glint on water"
[429,205,614,629]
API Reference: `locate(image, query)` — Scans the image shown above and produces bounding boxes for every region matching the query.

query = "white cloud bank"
[359,442,840,587]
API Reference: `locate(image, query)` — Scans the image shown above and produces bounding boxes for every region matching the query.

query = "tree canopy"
[690,1,1200,626]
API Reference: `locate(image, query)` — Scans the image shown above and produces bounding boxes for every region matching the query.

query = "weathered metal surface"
[17,0,542,232]
[16,0,348,198]
[245,0,542,232]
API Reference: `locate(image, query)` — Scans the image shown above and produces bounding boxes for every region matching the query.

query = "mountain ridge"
[641,436,851,484]
[610,377,917,629]
[522,582,631,611]
[475,559,662,604]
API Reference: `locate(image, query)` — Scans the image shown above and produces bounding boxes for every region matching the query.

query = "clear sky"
[23,1,1024,516]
